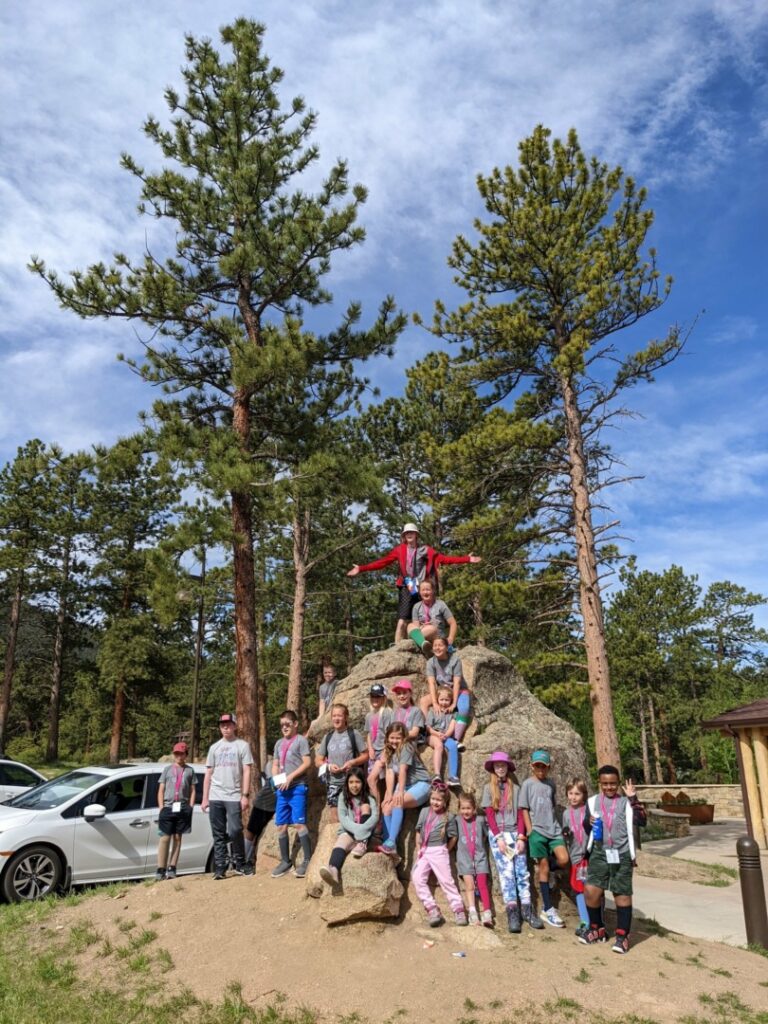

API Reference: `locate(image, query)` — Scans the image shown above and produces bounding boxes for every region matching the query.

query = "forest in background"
[2,21,765,782]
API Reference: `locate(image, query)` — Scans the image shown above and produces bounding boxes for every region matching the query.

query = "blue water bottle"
[592,815,603,843]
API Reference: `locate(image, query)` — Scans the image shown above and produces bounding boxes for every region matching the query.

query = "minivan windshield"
[4,770,107,810]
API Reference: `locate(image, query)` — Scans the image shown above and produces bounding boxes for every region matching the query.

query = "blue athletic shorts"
[407,780,432,805]
[275,784,308,826]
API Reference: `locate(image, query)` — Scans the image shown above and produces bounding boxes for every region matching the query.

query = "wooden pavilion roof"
[701,698,768,731]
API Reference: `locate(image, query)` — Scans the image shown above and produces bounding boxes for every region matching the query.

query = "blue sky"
[1,1,766,622]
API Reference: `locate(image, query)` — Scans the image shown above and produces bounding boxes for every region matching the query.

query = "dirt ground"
[44,854,768,1024]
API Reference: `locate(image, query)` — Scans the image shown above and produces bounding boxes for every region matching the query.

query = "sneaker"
[579,925,609,945]
[155,868,165,881]
[541,907,565,928]
[271,861,292,878]
[481,909,494,928]
[506,903,522,933]
[447,775,461,788]
[319,865,339,886]
[377,844,401,864]
[454,909,468,926]
[213,871,227,881]
[431,775,442,785]
[468,907,480,926]
[612,930,630,954]
[521,903,544,930]
[232,863,254,876]
[575,922,589,940]
[351,841,368,858]
[427,906,444,928]
[456,742,466,753]
[165,866,177,880]
[293,861,309,878]
[421,640,433,659]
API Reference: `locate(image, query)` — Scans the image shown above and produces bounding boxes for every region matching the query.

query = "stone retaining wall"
[636,784,744,819]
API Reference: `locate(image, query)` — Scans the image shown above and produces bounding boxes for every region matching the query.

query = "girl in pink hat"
[482,751,543,933]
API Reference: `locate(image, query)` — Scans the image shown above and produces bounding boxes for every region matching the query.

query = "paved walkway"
[627,819,766,946]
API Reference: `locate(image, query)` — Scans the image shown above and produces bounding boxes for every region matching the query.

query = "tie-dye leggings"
[489,832,531,906]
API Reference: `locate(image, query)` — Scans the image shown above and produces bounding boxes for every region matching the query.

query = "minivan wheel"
[2,845,63,902]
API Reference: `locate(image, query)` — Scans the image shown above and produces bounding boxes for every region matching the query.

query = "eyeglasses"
[431,780,448,792]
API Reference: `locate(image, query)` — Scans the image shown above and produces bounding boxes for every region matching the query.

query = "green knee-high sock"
[410,628,426,647]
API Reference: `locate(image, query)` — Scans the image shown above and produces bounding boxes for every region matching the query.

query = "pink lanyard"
[600,795,617,847]
[172,766,186,801]
[419,811,442,856]
[353,797,362,824]
[406,547,416,575]
[461,817,477,862]
[279,735,298,770]
[498,781,510,829]
[370,714,379,745]
[395,707,411,725]
[422,602,431,623]
[569,806,586,848]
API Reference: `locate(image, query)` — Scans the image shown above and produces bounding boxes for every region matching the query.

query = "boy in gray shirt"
[202,713,253,880]
[271,709,312,878]
[519,749,569,928]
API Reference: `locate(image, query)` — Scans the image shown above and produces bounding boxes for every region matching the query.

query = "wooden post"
[739,729,767,849]
[752,728,768,847]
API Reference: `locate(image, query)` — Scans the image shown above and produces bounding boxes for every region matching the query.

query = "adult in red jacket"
[347,523,481,643]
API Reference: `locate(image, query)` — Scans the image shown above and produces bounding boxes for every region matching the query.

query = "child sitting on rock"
[422,637,472,748]
[425,686,461,787]
[390,679,425,743]
[320,767,379,887]
[411,781,467,927]
[365,683,394,797]
[379,721,431,858]
[407,579,456,658]
[447,790,493,926]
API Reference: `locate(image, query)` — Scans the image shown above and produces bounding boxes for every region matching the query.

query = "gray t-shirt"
[272,733,311,787]
[562,805,590,861]
[426,652,466,689]
[206,738,253,801]
[365,707,394,753]
[159,764,195,807]
[416,806,452,847]
[518,776,562,839]
[388,744,430,787]
[481,781,519,834]
[412,598,453,637]
[447,813,491,874]
[589,793,631,854]
[318,677,338,709]
[426,708,452,734]
[319,728,366,784]
[392,705,425,733]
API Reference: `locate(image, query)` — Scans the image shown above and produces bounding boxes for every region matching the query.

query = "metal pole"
[737,835,768,949]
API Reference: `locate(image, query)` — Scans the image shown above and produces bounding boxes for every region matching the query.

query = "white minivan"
[0,762,214,902]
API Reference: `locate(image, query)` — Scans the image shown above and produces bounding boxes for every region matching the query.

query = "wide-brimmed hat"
[484,751,516,773]
[392,679,413,692]
[401,522,419,536]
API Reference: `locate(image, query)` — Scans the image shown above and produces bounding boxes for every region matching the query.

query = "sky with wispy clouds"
[1,1,767,618]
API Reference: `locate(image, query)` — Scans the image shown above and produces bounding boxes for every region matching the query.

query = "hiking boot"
[351,841,368,858]
[447,776,461,788]
[468,907,480,926]
[271,861,292,878]
[155,868,165,881]
[481,908,494,928]
[165,866,177,880]
[575,922,589,940]
[612,930,630,954]
[579,925,609,945]
[454,909,468,926]
[541,906,565,928]
[293,861,309,878]
[319,865,339,886]
[506,903,522,933]
[521,903,544,929]
[427,906,444,927]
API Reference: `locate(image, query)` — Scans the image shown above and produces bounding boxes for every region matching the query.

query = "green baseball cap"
[531,749,551,765]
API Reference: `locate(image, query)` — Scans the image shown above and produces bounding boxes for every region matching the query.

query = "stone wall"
[636,784,744,819]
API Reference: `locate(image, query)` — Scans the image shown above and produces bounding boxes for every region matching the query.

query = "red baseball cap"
[172,742,188,754]
[218,713,237,725]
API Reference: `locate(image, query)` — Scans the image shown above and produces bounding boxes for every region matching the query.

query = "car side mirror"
[83,803,106,821]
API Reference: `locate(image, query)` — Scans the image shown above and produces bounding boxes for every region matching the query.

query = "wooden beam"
[752,728,768,846]
[739,730,767,849]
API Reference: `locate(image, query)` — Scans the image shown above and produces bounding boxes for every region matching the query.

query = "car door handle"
[129,820,150,829]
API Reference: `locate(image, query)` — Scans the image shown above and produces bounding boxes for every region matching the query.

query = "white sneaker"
[541,906,565,928]
[481,908,494,928]
[319,865,339,886]
[468,907,480,926]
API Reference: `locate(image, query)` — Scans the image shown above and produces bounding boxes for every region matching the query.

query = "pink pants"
[411,844,464,913]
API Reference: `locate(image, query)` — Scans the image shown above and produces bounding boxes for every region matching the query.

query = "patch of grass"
[98,937,114,958]
[69,919,101,952]
[34,953,76,988]
[116,917,137,933]
[149,910,163,921]
[697,877,732,888]
[641,917,670,937]
[574,968,591,984]
[488,1000,503,1010]
[686,952,706,969]
[746,942,768,959]
[463,997,480,1011]
[661,951,676,962]
[127,953,152,974]
[156,948,174,973]
[710,966,732,978]
[682,858,738,880]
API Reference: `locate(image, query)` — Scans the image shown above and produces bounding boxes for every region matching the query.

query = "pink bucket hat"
[484,751,516,773]
[392,679,413,692]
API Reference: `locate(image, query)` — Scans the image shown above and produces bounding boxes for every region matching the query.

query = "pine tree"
[425,126,683,769]
[31,20,403,760]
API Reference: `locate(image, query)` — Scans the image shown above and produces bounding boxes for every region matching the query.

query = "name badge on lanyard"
[606,848,620,864]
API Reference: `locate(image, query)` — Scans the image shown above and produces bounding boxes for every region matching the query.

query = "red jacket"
[356,543,471,588]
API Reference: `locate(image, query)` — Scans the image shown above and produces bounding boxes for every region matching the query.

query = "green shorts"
[528,830,566,860]
[585,847,633,896]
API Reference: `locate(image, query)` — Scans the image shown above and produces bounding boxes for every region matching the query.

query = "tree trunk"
[658,704,677,784]
[190,549,206,761]
[0,571,24,755]
[344,585,355,675]
[109,680,126,764]
[126,722,137,758]
[287,505,311,715]
[638,689,650,785]
[255,544,268,770]
[46,538,71,762]
[560,373,621,770]
[648,696,664,783]
[231,386,261,778]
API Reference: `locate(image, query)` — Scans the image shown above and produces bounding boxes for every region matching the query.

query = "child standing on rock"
[447,791,493,926]
[482,751,543,933]
[365,683,393,796]
[411,782,467,927]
